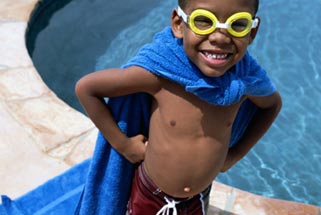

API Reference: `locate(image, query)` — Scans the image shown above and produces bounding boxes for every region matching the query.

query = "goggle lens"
[194,16,214,31]
[230,18,251,33]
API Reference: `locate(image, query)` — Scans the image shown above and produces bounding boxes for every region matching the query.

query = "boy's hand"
[121,134,148,164]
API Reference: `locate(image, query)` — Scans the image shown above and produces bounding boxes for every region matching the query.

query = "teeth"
[204,52,228,60]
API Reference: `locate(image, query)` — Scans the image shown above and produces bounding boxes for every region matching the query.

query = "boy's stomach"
[144,135,229,198]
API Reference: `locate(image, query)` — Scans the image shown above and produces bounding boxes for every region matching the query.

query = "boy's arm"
[75,66,160,163]
[221,91,282,172]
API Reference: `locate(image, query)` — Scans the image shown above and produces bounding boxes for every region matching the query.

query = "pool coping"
[0,1,320,214]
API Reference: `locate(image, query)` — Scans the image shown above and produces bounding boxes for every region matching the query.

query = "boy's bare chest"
[152,80,243,136]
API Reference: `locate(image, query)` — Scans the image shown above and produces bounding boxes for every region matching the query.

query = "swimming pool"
[28,0,321,206]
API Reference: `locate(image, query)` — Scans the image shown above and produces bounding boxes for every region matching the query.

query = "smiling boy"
[75,0,282,214]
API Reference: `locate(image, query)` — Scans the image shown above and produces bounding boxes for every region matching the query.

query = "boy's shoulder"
[234,51,276,97]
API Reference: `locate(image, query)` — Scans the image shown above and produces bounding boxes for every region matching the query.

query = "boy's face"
[172,0,259,77]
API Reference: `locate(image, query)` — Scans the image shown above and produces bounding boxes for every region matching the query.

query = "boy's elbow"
[75,77,89,100]
[220,167,228,173]
[255,91,282,115]
[273,91,282,115]
[75,79,82,99]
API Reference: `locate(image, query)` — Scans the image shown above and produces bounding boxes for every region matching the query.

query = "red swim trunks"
[127,164,211,215]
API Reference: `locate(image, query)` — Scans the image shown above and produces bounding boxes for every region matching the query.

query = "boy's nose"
[208,28,232,44]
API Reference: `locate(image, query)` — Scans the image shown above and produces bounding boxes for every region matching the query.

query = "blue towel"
[74,94,151,215]
[124,27,275,105]
[1,160,90,215]
[0,27,276,215]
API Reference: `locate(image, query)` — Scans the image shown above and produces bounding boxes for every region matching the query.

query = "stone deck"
[0,1,320,214]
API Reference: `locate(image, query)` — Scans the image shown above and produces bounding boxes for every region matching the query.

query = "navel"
[183,187,191,193]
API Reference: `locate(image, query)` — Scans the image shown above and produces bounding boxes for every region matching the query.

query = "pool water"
[27,0,162,112]
[28,0,321,206]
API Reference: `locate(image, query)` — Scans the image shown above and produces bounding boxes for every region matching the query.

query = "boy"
[75,0,282,214]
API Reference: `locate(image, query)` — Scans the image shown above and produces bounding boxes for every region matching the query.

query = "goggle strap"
[216,23,229,29]
[177,6,188,23]
[252,18,259,28]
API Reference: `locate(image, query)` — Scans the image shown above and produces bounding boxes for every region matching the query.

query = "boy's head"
[172,0,261,77]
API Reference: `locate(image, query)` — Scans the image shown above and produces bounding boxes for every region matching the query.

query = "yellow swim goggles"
[177,6,259,37]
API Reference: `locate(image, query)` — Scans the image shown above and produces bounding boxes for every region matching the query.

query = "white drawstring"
[156,196,179,215]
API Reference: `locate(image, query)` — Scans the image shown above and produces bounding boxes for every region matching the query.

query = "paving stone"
[0,101,70,199]
[0,67,50,100]
[0,0,38,21]
[47,127,96,165]
[62,127,97,165]
[6,94,94,152]
[0,22,32,70]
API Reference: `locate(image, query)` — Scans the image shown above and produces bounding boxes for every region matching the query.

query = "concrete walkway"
[0,1,320,214]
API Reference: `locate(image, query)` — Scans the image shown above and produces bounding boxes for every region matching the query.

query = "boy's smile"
[201,49,232,70]
[172,0,259,77]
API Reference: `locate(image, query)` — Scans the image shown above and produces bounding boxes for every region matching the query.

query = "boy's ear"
[171,9,184,39]
[249,17,261,44]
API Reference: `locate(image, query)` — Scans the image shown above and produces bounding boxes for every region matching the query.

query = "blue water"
[95,1,321,206]
[29,0,321,207]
